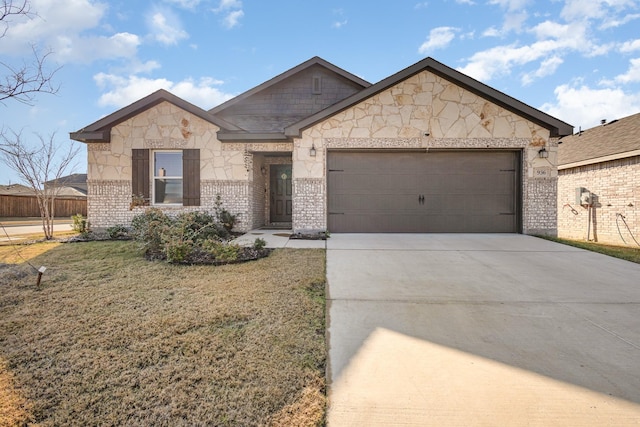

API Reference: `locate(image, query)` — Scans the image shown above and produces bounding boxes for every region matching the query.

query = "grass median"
[0,241,326,426]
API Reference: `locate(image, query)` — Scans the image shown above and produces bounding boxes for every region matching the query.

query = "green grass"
[0,241,326,426]
[540,236,640,264]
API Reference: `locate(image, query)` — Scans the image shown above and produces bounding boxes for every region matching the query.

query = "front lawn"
[540,236,640,264]
[0,241,326,426]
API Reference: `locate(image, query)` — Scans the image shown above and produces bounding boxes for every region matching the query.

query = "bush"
[130,208,173,255]
[214,195,237,232]
[71,213,87,233]
[106,224,130,240]
[129,206,258,265]
[253,238,267,250]
[201,239,241,262]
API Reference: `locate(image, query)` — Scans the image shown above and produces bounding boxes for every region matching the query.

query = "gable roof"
[70,89,239,143]
[285,57,573,138]
[211,56,372,140]
[210,56,371,115]
[558,112,640,168]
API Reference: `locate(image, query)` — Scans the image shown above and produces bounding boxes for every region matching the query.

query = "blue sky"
[1,0,639,184]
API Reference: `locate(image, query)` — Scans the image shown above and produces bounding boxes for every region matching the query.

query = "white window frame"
[152,150,183,205]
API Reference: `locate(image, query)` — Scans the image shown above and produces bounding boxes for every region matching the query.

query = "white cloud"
[521,55,563,85]
[0,0,140,63]
[147,9,189,45]
[620,39,640,53]
[541,83,640,129]
[418,27,459,55]
[414,2,429,9]
[482,26,501,37]
[163,0,202,9]
[614,58,640,84]
[457,19,606,82]
[223,9,244,29]
[333,19,348,29]
[94,73,234,109]
[213,0,243,12]
[213,0,244,29]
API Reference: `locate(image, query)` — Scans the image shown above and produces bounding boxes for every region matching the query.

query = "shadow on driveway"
[326,234,640,426]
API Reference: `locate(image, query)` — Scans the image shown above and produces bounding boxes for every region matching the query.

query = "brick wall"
[88,179,252,232]
[558,156,640,245]
[293,178,325,232]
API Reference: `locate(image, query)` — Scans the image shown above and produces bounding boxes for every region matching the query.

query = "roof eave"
[70,89,241,144]
[69,130,111,143]
[217,132,291,142]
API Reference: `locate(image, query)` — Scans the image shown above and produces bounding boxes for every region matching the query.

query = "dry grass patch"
[0,241,326,426]
[540,236,640,264]
[0,242,62,264]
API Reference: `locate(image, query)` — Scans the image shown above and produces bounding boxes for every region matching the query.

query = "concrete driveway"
[326,234,640,426]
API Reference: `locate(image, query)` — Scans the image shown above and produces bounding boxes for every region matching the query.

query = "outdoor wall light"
[310,144,317,157]
[538,147,549,159]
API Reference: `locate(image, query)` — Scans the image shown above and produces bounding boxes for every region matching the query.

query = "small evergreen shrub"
[253,238,267,250]
[106,224,130,240]
[71,213,87,233]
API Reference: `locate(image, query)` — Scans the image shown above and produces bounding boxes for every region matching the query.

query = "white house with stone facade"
[70,56,573,235]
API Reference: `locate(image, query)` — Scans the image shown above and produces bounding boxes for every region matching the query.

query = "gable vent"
[312,75,322,94]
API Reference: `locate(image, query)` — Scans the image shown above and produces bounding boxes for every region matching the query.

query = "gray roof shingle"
[558,112,640,167]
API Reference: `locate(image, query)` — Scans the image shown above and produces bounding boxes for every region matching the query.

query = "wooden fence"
[0,194,87,218]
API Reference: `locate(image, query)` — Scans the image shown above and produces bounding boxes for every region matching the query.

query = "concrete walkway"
[326,233,640,426]
[232,229,326,249]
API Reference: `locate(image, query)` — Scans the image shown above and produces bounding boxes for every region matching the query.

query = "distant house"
[557,112,640,245]
[71,56,572,234]
[44,173,88,195]
[0,181,87,218]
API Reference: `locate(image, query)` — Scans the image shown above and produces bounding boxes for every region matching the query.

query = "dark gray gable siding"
[215,64,367,134]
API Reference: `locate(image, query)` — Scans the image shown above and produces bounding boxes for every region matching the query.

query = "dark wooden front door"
[270,165,292,223]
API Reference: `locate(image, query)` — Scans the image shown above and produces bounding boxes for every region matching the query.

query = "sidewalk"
[232,229,326,249]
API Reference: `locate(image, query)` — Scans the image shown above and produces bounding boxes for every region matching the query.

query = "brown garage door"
[328,151,520,233]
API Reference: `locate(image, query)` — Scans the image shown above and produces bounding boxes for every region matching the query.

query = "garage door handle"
[418,195,425,205]
[499,212,515,215]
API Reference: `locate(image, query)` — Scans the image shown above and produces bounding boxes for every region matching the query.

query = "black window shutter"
[131,149,150,200]
[183,149,200,206]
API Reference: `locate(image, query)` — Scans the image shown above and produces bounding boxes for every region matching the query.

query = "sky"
[1,0,639,184]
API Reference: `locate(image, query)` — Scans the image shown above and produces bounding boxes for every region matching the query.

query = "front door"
[270,165,292,223]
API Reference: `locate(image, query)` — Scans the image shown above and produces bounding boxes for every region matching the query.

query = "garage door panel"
[328,151,519,233]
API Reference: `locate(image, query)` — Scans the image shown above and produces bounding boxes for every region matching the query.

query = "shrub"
[106,224,130,240]
[130,208,251,264]
[71,213,87,233]
[165,238,194,263]
[214,195,238,232]
[253,238,267,250]
[201,239,241,262]
[130,208,173,255]
[174,211,228,241]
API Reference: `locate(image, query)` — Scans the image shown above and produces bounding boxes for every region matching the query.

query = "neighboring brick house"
[558,113,640,245]
[70,56,572,234]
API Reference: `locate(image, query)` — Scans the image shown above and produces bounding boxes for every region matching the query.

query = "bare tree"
[1,0,59,105]
[0,130,80,239]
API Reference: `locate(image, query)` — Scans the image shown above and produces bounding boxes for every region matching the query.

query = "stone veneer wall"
[86,101,252,231]
[291,69,558,234]
[557,156,640,245]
